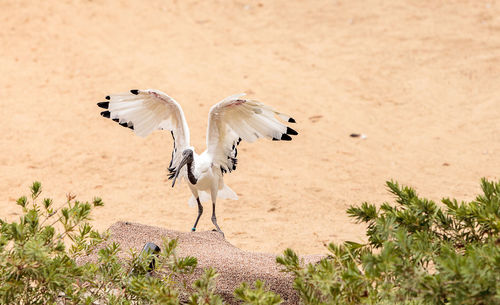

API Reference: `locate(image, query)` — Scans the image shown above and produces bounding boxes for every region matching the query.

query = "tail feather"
[187,184,238,207]
[218,184,238,200]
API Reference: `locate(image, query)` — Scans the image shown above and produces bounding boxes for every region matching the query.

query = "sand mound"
[80,222,324,304]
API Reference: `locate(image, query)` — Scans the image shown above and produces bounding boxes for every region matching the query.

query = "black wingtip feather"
[105,95,110,100]
[100,111,110,118]
[220,166,227,175]
[119,122,128,128]
[97,101,109,109]
[128,125,134,130]
[130,89,139,95]
[288,117,296,123]
[272,137,280,141]
[281,134,292,141]
[112,118,119,122]
[286,127,298,135]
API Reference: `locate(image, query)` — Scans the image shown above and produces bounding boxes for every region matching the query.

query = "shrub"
[0,182,280,304]
[4,179,498,305]
[277,179,500,305]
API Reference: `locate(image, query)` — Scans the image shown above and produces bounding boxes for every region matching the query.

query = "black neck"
[186,162,198,185]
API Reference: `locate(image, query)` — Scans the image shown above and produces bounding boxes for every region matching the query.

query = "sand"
[1,0,499,255]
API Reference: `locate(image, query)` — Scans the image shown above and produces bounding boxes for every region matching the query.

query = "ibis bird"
[98,89,297,237]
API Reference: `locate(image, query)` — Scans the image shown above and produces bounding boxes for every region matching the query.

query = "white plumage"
[98,89,297,236]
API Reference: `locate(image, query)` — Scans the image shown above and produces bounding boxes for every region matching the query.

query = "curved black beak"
[171,154,190,188]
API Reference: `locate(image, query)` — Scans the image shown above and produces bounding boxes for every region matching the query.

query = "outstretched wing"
[98,89,190,180]
[206,93,297,174]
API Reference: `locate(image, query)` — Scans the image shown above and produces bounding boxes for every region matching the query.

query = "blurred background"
[0,0,499,254]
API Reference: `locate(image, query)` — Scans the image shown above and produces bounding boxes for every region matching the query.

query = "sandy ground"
[79,222,324,304]
[1,0,499,255]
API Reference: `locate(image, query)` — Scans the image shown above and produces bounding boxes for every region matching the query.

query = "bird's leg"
[192,197,203,232]
[211,201,224,238]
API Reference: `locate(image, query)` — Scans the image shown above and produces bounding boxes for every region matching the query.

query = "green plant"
[277,179,500,305]
[6,180,498,305]
[187,268,224,305]
[235,280,282,305]
[0,182,287,305]
[0,182,200,304]
[0,182,105,304]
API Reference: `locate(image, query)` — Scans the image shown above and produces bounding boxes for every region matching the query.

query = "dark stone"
[140,242,161,272]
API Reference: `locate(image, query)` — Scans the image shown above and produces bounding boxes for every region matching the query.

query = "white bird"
[98,89,298,237]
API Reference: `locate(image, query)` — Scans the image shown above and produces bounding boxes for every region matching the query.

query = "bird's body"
[98,89,297,236]
[185,151,232,203]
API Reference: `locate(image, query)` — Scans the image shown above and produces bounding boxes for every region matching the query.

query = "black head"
[171,149,194,187]
[181,149,194,163]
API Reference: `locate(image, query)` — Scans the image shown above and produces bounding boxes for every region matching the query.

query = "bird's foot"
[211,228,225,238]
[191,227,196,232]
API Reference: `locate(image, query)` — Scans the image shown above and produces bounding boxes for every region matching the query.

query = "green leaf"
[43,198,53,209]
[235,280,282,305]
[16,196,27,208]
[347,202,378,223]
[92,197,104,207]
[31,181,42,200]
